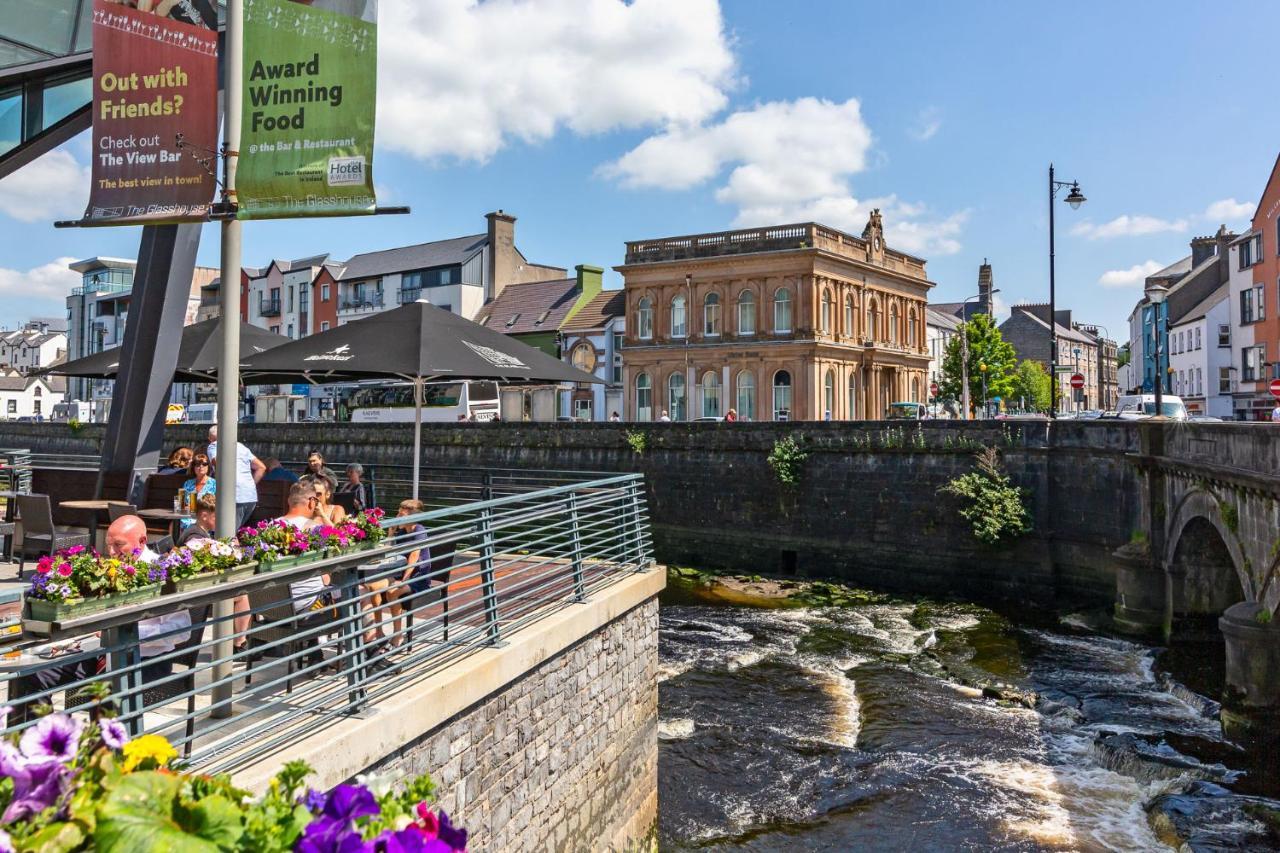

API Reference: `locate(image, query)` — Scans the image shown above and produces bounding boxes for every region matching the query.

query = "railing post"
[105,623,144,736]
[629,478,649,571]
[335,568,369,709]
[481,470,493,503]
[478,505,501,644]
[567,491,585,601]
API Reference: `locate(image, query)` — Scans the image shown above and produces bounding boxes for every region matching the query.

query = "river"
[657,575,1280,851]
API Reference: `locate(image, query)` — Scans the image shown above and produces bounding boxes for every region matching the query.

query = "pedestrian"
[725,408,737,422]
[609,411,621,422]
[659,410,671,422]
[300,452,337,492]
[261,457,299,483]
[1272,401,1280,423]
[206,425,265,531]
[335,462,367,512]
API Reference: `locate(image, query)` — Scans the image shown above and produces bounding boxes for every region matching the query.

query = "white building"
[926,307,960,394]
[1227,231,1269,420]
[0,322,66,374]
[558,290,626,421]
[245,254,331,339]
[0,374,64,420]
[1167,284,1232,417]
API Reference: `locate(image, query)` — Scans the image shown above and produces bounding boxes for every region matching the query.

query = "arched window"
[671,295,687,338]
[823,370,835,419]
[774,288,792,333]
[668,372,686,421]
[570,342,596,374]
[907,309,918,347]
[736,371,756,420]
[912,376,921,402]
[772,370,792,420]
[636,297,653,340]
[844,294,854,338]
[848,373,858,420]
[635,373,652,421]
[703,293,721,336]
[889,304,899,343]
[701,371,720,418]
[821,288,833,333]
[737,290,756,335]
[868,300,880,342]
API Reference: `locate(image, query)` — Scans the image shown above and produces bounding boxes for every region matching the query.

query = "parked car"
[1109,394,1189,421]
[885,402,925,420]
[694,416,725,422]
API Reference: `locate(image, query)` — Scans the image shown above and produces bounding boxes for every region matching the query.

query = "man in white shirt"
[105,515,192,674]
[277,482,330,614]
[207,425,266,531]
[1272,403,1280,423]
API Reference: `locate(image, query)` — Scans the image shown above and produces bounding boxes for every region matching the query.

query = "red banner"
[83,0,218,225]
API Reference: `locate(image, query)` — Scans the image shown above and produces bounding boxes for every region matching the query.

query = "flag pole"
[211,0,244,719]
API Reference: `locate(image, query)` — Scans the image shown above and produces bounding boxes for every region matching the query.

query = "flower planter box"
[256,551,326,574]
[24,586,162,631]
[167,561,259,594]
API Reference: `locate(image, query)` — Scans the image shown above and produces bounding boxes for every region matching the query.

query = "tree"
[1010,359,1052,412]
[938,314,1017,413]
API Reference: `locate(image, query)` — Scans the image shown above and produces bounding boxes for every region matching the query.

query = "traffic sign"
[1069,373,1085,390]
[1270,378,1280,399]
[930,382,939,397]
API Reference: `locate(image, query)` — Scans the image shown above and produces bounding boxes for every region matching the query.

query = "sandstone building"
[616,212,932,421]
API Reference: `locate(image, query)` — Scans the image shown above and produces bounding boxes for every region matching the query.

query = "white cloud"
[0,258,80,305]
[603,97,968,256]
[1071,215,1188,240]
[377,0,737,162]
[908,106,941,141]
[0,150,90,223]
[1097,260,1164,288]
[1203,197,1254,222]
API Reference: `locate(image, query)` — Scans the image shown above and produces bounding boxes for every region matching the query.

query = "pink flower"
[56,564,73,578]
[123,565,136,576]
[416,802,440,840]
[35,558,52,575]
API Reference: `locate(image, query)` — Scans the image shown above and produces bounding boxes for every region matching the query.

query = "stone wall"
[8,418,1252,608]
[363,598,658,852]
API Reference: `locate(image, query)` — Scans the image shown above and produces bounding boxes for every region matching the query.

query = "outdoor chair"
[108,503,137,522]
[139,605,209,758]
[244,585,337,694]
[404,537,458,645]
[15,494,89,570]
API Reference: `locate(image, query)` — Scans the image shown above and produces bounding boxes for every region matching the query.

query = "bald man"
[106,515,191,670]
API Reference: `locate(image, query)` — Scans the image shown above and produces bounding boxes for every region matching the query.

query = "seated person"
[177,453,216,526]
[176,492,217,546]
[311,478,347,527]
[299,452,337,493]
[261,457,299,483]
[384,500,434,645]
[108,516,192,678]
[158,446,194,475]
[335,463,368,513]
[276,482,330,615]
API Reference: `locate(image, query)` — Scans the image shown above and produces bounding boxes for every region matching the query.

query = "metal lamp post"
[958,288,999,419]
[979,361,989,419]
[1048,165,1086,419]
[1146,281,1169,418]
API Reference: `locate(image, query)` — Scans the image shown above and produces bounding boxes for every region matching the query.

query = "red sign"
[1270,378,1280,399]
[929,382,939,397]
[83,0,218,224]
[1069,373,1085,390]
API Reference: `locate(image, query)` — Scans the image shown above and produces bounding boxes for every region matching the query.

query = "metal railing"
[259,297,281,317]
[339,293,384,311]
[0,472,652,774]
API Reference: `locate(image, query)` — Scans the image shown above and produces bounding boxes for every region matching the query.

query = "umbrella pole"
[412,376,423,501]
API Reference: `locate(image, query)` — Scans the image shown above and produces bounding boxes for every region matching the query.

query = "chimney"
[1054,309,1072,330]
[486,210,518,303]
[1190,232,1218,268]
[977,259,994,316]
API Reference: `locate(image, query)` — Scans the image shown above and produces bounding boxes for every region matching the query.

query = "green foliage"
[767,435,808,486]
[623,429,648,456]
[1009,360,1052,413]
[67,419,85,435]
[1129,530,1148,546]
[1220,501,1239,534]
[239,760,314,853]
[938,447,1032,546]
[95,771,235,852]
[938,314,1018,413]
[1256,608,1274,625]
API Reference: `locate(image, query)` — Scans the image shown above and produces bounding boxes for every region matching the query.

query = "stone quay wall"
[365,597,659,853]
[0,418,1173,608]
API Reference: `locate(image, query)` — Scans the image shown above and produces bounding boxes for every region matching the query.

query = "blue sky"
[2,0,1278,343]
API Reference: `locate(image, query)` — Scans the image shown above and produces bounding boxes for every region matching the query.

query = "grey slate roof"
[339,234,487,282]
[1005,308,1096,344]
[926,307,961,332]
[1169,283,1228,327]
[474,278,580,335]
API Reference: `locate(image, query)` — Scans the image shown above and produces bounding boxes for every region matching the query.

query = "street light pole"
[980,361,989,419]
[1048,164,1087,419]
[1146,282,1169,419]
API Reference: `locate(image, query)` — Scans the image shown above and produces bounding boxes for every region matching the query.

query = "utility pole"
[211,0,243,718]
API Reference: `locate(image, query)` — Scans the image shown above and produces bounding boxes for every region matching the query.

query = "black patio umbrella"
[239,300,602,497]
[43,318,290,383]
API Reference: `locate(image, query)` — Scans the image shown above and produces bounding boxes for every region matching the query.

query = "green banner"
[237,0,377,220]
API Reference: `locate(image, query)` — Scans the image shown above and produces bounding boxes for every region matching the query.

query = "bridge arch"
[1164,488,1250,624]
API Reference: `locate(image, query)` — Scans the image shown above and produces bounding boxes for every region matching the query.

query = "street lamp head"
[979,362,988,373]
[1145,281,1169,305]
[1065,182,1086,210]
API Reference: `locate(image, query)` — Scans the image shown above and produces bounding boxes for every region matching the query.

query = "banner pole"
[212,0,244,720]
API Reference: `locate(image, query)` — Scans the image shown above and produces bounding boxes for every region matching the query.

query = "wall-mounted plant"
[938,446,1031,546]
[1220,500,1239,534]
[768,435,808,487]
[623,429,648,456]
[67,418,85,435]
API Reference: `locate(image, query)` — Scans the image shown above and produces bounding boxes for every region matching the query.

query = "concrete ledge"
[232,568,666,793]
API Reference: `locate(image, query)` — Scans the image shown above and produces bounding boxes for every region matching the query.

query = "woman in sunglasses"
[178,453,217,528]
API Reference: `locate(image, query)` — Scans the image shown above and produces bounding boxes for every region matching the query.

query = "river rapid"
[657,576,1280,851]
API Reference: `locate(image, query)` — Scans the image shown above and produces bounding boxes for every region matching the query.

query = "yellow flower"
[121,734,177,772]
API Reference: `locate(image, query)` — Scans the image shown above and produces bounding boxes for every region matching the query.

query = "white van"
[1112,394,1188,421]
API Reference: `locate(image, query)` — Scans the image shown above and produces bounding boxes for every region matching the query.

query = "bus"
[51,401,93,423]
[347,380,500,423]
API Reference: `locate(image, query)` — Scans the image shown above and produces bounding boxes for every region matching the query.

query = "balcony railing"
[340,293,384,311]
[397,287,420,305]
[259,297,281,317]
[0,468,652,774]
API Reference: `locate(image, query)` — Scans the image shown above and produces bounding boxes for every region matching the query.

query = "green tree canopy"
[938,314,1017,412]
[1010,359,1052,412]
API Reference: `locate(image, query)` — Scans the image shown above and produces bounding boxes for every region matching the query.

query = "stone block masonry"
[366,597,659,852]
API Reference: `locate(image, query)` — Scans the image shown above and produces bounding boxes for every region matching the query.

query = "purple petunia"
[372,829,453,853]
[434,810,467,851]
[99,718,129,750]
[303,788,327,813]
[295,815,370,853]
[19,713,82,764]
[323,784,380,823]
[1,757,68,823]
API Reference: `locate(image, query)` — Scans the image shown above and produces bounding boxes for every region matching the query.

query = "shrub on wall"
[623,430,648,456]
[938,447,1031,546]
[767,435,808,487]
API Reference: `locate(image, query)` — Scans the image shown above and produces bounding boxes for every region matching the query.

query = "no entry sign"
[930,382,939,397]
[1070,373,1085,390]
[1270,378,1280,398]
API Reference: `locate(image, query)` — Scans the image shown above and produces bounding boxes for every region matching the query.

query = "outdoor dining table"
[136,507,194,540]
[57,500,132,552]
